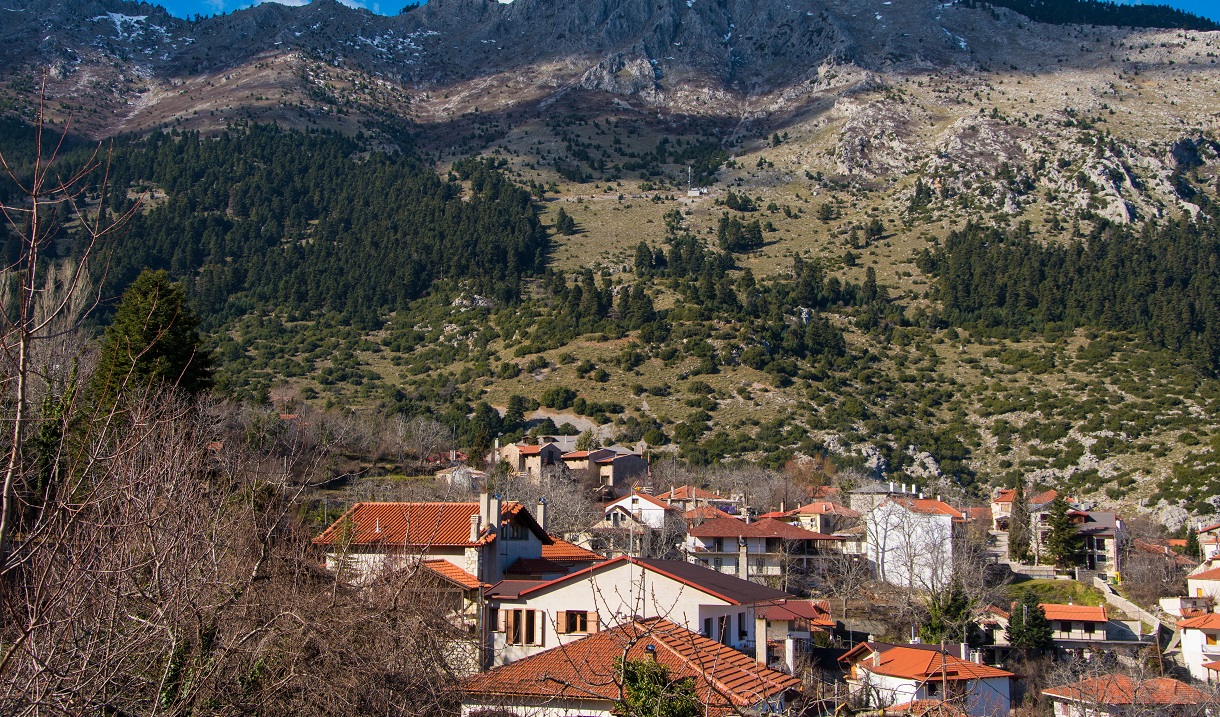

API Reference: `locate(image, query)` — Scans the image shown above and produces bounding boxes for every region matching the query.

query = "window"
[502,523,528,541]
[703,617,713,637]
[1084,622,1095,635]
[501,609,544,646]
[717,615,730,645]
[557,610,597,635]
[738,612,748,641]
[1207,633,1217,647]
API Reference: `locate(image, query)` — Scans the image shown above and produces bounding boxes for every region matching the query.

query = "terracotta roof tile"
[459,618,800,708]
[1177,613,1220,630]
[1043,675,1208,706]
[607,491,674,513]
[688,516,842,541]
[993,489,1016,504]
[685,505,735,521]
[754,599,835,627]
[891,497,966,520]
[1189,566,1220,582]
[504,556,790,605]
[311,501,546,548]
[541,537,603,562]
[1039,603,1107,622]
[844,644,1014,682]
[419,559,485,589]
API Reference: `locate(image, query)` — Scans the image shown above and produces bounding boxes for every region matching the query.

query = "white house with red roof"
[1187,562,1220,601]
[1177,612,1220,682]
[840,642,1013,717]
[1042,674,1210,717]
[865,497,965,591]
[483,555,815,668]
[602,491,676,530]
[459,617,803,717]
[312,494,552,585]
[685,516,844,583]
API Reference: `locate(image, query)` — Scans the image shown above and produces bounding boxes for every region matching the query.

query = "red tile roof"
[607,491,674,513]
[515,444,543,455]
[1039,604,1107,622]
[757,509,795,519]
[1177,613,1220,630]
[541,537,603,563]
[754,599,834,627]
[311,501,547,548]
[891,497,966,520]
[500,556,789,605]
[419,559,485,590]
[657,485,731,502]
[685,505,735,521]
[1189,566,1220,582]
[1043,675,1208,706]
[1205,661,1220,672]
[992,489,1016,504]
[459,617,800,709]
[688,516,842,541]
[1030,489,1065,506]
[842,644,1014,682]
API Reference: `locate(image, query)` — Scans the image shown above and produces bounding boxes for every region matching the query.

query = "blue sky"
[156,0,1220,23]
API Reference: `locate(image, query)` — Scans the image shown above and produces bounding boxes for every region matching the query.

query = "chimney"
[889,481,895,493]
[488,494,502,536]
[959,643,969,661]
[738,538,748,580]
[872,649,880,667]
[494,437,500,454]
[919,493,925,500]
[536,498,549,532]
[374,517,381,534]
[937,495,942,503]
[469,513,481,542]
[479,492,491,527]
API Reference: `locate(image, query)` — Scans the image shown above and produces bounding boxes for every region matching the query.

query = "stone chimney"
[487,494,502,536]
[737,538,748,580]
[469,513,481,542]
[536,498,548,532]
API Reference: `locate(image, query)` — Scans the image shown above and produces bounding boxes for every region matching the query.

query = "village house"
[685,516,844,585]
[784,500,862,535]
[981,603,1150,658]
[839,642,1014,717]
[312,494,553,585]
[497,440,563,481]
[865,497,964,591]
[990,487,1068,532]
[602,491,676,530]
[1042,674,1209,717]
[459,617,802,717]
[1187,563,1220,601]
[1176,612,1220,682]
[1073,511,1126,577]
[561,446,649,494]
[656,484,745,515]
[483,555,801,667]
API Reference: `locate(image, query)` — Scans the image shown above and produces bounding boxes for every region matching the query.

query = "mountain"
[4,0,1220,520]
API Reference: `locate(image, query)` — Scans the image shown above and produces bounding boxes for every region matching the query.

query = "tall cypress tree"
[1044,494,1084,569]
[1008,482,1031,563]
[1185,524,1203,561]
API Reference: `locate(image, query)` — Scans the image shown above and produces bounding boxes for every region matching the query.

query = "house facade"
[498,440,563,480]
[1042,675,1209,717]
[311,494,552,585]
[656,484,744,515]
[483,556,791,667]
[1177,612,1220,682]
[685,516,843,585]
[840,642,1013,717]
[865,498,964,591]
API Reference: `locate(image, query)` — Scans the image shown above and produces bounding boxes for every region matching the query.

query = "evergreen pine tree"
[1006,589,1053,654]
[1185,524,1203,561]
[90,269,212,408]
[1008,482,1031,563]
[1044,494,1085,569]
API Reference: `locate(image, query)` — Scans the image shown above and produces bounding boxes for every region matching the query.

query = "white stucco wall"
[488,561,756,665]
[865,502,954,591]
[1180,627,1220,682]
